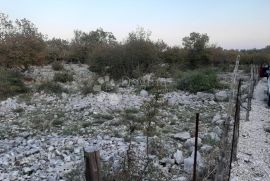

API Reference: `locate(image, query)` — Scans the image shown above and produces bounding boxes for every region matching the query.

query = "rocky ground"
[0,64,250,181]
[231,78,270,181]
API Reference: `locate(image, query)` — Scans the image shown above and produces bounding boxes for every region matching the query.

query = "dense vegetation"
[0,68,27,100]
[176,68,223,93]
[0,12,270,98]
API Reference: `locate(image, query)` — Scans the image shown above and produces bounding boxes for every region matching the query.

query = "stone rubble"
[0,63,238,180]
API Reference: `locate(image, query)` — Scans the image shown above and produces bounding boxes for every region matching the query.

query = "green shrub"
[80,78,97,95]
[176,68,221,93]
[0,68,27,100]
[52,61,64,71]
[37,81,66,94]
[54,72,73,83]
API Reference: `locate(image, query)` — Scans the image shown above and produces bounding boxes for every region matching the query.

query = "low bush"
[52,61,64,71]
[176,68,221,93]
[80,77,97,95]
[0,68,27,100]
[37,81,66,94]
[54,72,73,83]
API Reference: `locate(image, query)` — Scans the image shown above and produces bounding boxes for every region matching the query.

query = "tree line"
[1,13,270,79]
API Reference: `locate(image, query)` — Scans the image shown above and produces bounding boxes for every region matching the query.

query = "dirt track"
[231,78,270,181]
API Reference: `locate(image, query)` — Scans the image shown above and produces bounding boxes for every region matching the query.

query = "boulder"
[212,113,225,125]
[215,91,229,102]
[184,150,204,174]
[173,150,184,164]
[97,77,105,84]
[173,132,191,141]
[204,132,220,142]
[213,126,222,137]
[184,137,202,148]
[121,80,129,87]
[140,90,148,97]
[197,92,215,100]
[167,97,177,106]
[93,85,101,92]
[201,144,213,153]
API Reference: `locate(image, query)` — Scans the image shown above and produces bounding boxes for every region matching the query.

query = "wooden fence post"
[215,55,240,181]
[228,79,242,181]
[193,113,200,181]
[84,146,101,181]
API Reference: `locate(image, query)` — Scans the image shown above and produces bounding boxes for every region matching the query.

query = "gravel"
[231,78,270,181]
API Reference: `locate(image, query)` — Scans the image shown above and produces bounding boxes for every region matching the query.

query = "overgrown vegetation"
[1,12,270,102]
[0,68,27,100]
[53,72,74,83]
[37,81,66,94]
[176,68,222,93]
[0,13,45,69]
[1,12,270,80]
[51,61,64,71]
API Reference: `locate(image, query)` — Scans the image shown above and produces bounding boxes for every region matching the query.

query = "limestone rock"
[173,150,184,164]
[140,90,148,97]
[215,91,229,102]
[173,132,191,141]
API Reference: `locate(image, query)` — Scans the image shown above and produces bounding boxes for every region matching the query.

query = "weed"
[52,119,64,127]
[54,72,73,83]
[82,121,92,128]
[63,124,81,135]
[51,61,64,71]
[80,77,97,95]
[92,113,114,120]
[63,165,83,181]
[12,107,24,113]
[37,81,66,94]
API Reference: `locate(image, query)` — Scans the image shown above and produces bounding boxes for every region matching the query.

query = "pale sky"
[1,0,270,49]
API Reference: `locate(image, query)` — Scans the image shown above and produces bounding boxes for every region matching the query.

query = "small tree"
[0,13,46,69]
[46,38,69,62]
[69,28,116,63]
[182,32,210,68]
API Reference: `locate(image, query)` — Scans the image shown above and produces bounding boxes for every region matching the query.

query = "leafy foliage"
[53,72,74,83]
[46,38,69,62]
[0,13,46,68]
[37,81,66,94]
[0,68,27,100]
[89,27,160,79]
[182,32,210,67]
[69,28,116,63]
[177,68,222,93]
[51,61,64,71]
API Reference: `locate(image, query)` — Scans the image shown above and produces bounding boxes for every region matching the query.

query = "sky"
[1,0,270,49]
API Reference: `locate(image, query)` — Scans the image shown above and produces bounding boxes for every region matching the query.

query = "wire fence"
[81,56,259,181]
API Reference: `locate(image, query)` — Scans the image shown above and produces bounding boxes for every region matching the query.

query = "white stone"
[93,85,101,92]
[104,75,110,82]
[23,167,33,174]
[48,146,54,152]
[201,144,213,153]
[213,126,222,137]
[121,80,129,87]
[97,77,105,84]
[215,90,229,102]
[173,132,191,141]
[140,90,148,97]
[184,137,202,148]
[184,150,204,174]
[173,150,184,164]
